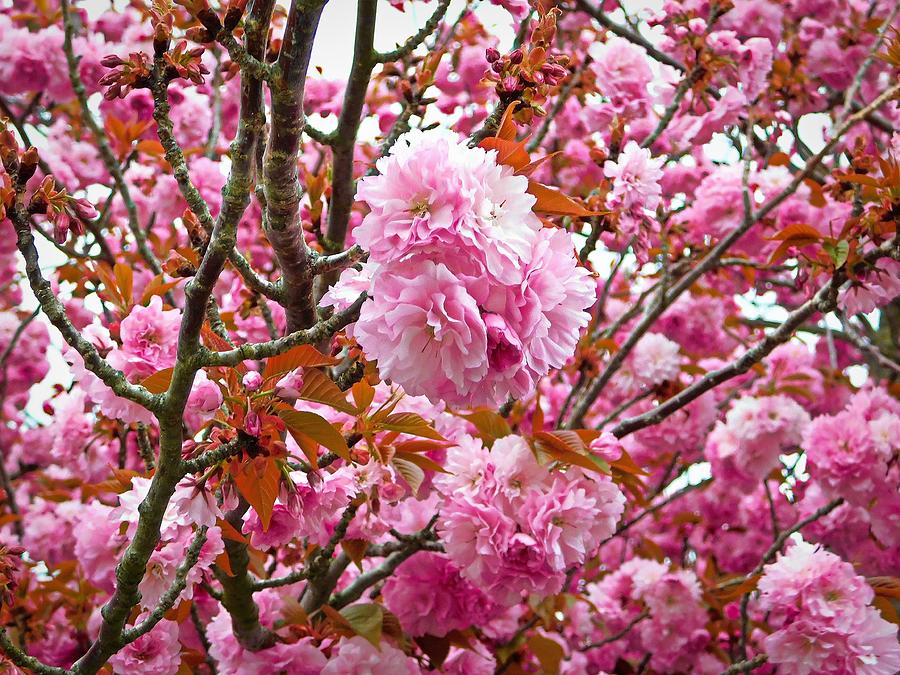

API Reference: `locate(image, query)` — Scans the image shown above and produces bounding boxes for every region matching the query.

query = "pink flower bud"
[274,370,304,399]
[380,482,405,503]
[508,48,524,64]
[242,370,263,391]
[100,54,126,67]
[589,431,623,462]
[485,47,501,63]
[72,198,98,222]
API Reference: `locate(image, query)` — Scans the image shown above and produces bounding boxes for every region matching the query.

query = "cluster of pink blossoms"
[756,541,900,675]
[436,434,625,606]
[804,387,899,545]
[63,297,222,426]
[576,558,711,673]
[327,128,597,408]
[706,394,810,490]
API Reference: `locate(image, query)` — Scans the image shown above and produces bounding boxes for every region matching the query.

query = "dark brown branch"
[323,0,378,255]
[611,238,898,438]
[263,0,327,332]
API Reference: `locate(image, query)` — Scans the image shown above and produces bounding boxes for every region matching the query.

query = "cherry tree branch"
[574,0,684,72]
[59,0,162,275]
[0,630,67,675]
[731,497,844,660]
[567,84,900,428]
[328,528,440,610]
[10,207,160,412]
[216,32,274,82]
[720,654,768,675]
[838,3,899,124]
[311,245,368,274]
[262,0,326,332]
[214,501,275,650]
[582,610,650,651]
[611,238,898,438]
[200,293,366,366]
[322,0,378,256]
[119,527,208,643]
[375,0,451,63]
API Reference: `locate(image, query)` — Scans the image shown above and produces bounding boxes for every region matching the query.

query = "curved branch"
[200,293,366,367]
[0,630,67,675]
[120,527,208,643]
[611,238,899,438]
[60,0,162,275]
[375,0,452,63]
[10,207,160,412]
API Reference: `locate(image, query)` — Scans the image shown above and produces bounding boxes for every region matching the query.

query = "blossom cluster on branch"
[0,0,897,673]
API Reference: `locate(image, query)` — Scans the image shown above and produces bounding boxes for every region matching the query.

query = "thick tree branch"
[323,0,378,255]
[262,0,326,332]
[214,502,275,651]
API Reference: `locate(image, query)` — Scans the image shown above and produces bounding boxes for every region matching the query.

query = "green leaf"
[279,409,351,463]
[825,240,849,268]
[340,603,383,647]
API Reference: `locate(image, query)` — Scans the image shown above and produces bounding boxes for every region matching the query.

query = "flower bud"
[197,8,222,35]
[18,147,39,184]
[53,213,71,243]
[274,370,304,399]
[186,26,213,42]
[242,370,263,392]
[223,2,244,32]
[508,48,524,64]
[542,63,568,81]
[100,54,126,67]
[71,198,98,222]
[485,47,501,63]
